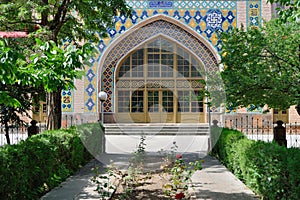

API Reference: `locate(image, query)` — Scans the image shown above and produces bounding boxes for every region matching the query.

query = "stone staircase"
[104,123,210,135]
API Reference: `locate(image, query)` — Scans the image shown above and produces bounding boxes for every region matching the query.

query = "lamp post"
[98,91,107,125]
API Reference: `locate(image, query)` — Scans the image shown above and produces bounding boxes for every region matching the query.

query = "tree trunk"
[4,121,10,145]
[46,90,62,130]
[296,104,300,116]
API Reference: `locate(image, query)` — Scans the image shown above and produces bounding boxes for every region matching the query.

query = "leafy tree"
[30,39,96,129]
[0,37,94,143]
[220,19,300,111]
[268,0,300,22]
[0,39,42,144]
[0,0,131,130]
[0,85,41,145]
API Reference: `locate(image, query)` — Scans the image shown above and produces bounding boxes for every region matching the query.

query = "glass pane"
[132,66,144,77]
[161,38,174,52]
[177,47,189,61]
[161,54,173,66]
[177,65,189,78]
[177,91,190,112]
[177,49,190,78]
[118,91,130,112]
[148,39,160,53]
[148,64,160,77]
[191,65,202,77]
[131,91,144,112]
[148,91,159,112]
[118,59,130,78]
[161,54,173,77]
[191,91,203,112]
[162,91,173,112]
[191,57,202,77]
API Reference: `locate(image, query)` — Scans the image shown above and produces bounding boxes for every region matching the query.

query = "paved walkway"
[41,153,259,200]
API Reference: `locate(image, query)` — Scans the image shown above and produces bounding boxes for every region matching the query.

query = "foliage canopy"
[220,19,300,110]
[0,0,131,130]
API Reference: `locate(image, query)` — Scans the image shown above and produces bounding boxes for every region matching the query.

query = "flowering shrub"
[175,192,185,199]
[163,154,202,199]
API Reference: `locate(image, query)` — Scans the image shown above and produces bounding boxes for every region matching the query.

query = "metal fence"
[0,114,95,146]
[220,117,300,148]
[0,123,47,146]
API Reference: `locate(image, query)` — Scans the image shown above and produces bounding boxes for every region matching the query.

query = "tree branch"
[264,47,298,69]
[51,0,69,42]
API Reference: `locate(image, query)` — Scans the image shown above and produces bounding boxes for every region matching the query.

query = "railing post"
[289,123,292,148]
[262,119,264,141]
[256,118,259,140]
[251,117,254,139]
[65,115,68,128]
[296,122,298,148]
[246,115,249,136]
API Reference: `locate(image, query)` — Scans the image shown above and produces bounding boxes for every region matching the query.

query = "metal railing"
[0,123,47,146]
[219,117,300,148]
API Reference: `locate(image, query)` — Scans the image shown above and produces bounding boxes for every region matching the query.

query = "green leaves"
[0,125,92,199]
[267,0,300,23]
[220,19,300,110]
[0,0,130,129]
[27,38,96,92]
[0,0,132,44]
[212,129,298,199]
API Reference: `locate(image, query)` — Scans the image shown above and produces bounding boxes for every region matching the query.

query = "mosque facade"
[56,0,300,125]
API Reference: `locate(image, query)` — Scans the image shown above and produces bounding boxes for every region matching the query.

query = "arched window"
[117,37,203,80]
[116,37,204,116]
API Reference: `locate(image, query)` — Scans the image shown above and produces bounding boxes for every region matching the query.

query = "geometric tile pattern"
[113,8,236,51]
[84,57,98,113]
[247,105,263,113]
[247,0,261,27]
[101,20,219,112]
[127,1,236,10]
[83,1,237,113]
[62,89,73,112]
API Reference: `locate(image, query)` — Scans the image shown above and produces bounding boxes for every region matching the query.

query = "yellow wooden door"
[147,90,175,123]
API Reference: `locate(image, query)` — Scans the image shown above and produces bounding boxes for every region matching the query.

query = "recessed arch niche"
[98,15,219,123]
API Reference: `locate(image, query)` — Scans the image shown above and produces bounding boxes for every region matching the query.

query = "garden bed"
[112,171,173,200]
[92,151,202,200]
[92,137,202,199]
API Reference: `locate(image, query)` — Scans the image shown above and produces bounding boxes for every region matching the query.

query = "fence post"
[296,122,298,148]
[246,116,248,136]
[251,117,254,139]
[289,123,292,148]
[256,118,259,140]
[262,119,264,141]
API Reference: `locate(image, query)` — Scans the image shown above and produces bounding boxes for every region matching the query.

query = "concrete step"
[104,123,210,135]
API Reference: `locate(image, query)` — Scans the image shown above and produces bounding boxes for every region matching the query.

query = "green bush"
[0,123,104,200]
[287,148,300,199]
[77,122,104,157]
[212,128,300,200]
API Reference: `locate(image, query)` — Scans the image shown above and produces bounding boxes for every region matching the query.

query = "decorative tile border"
[62,89,73,112]
[246,0,261,27]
